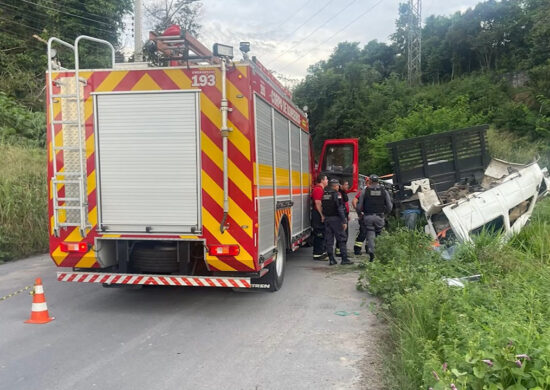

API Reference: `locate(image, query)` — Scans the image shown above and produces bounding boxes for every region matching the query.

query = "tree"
[146,0,202,36]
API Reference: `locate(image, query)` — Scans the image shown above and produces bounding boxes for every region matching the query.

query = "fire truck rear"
[46,33,359,291]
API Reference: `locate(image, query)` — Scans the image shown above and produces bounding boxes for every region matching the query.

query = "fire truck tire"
[267,225,287,291]
[131,243,178,274]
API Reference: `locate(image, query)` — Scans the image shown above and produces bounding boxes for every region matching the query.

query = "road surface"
[0,222,385,390]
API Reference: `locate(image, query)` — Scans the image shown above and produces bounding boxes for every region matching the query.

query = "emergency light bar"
[213,43,233,59]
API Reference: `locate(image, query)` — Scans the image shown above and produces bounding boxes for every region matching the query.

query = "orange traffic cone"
[25,278,54,324]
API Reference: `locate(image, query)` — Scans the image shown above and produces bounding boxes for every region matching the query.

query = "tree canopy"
[293,0,550,174]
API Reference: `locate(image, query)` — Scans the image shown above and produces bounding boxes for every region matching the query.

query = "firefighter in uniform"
[335,180,350,257]
[356,174,393,261]
[322,179,353,266]
[312,174,328,260]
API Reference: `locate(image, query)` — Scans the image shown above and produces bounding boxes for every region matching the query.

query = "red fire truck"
[46,33,359,291]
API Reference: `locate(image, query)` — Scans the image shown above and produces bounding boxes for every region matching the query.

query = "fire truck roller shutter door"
[274,111,290,201]
[94,90,201,233]
[301,130,311,230]
[290,123,302,236]
[255,96,276,254]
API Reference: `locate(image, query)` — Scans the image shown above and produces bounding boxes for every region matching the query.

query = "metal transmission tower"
[407,0,422,85]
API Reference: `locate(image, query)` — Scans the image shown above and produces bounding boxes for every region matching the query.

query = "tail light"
[60,242,89,253]
[208,245,240,256]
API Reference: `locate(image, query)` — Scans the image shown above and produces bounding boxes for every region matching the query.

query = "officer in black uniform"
[356,174,393,261]
[322,179,353,266]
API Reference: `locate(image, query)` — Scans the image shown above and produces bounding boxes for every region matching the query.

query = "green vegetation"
[294,0,550,174]
[0,144,47,262]
[358,199,550,389]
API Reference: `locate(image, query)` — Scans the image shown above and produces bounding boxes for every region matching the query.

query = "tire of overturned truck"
[131,243,178,274]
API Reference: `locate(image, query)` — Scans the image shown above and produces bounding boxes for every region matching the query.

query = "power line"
[274,0,315,30]
[263,0,336,63]
[0,0,118,35]
[37,0,121,24]
[20,0,115,27]
[0,14,46,34]
[277,0,385,73]
[269,0,360,67]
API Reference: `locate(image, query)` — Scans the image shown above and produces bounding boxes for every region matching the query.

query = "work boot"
[328,254,338,266]
[340,251,353,265]
[313,252,328,261]
[341,259,354,265]
[368,252,375,262]
[354,248,362,256]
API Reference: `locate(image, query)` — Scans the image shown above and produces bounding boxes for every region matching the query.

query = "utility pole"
[134,0,143,61]
[407,0,422,85]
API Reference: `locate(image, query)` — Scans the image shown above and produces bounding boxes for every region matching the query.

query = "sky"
[141,0,483,82]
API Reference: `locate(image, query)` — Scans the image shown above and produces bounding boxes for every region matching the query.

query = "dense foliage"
[0,144,47,262]
[358,200,550,389]
[294,0,550,174]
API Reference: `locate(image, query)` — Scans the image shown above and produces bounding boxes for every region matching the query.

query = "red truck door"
[316,138,359,192]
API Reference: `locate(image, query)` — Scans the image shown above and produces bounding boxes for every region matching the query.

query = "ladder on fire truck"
[47,36,115,236]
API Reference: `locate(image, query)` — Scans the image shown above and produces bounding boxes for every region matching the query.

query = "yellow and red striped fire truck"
[46,33,359,291]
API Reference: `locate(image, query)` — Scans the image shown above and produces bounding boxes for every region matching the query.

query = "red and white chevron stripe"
[57,272,251,288]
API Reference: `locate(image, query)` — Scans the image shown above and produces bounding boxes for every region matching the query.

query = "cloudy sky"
[143,0,483,81]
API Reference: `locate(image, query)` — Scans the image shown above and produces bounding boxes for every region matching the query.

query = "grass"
[487,127,550,168]
[358,198,550,389]
[0,143,47,262]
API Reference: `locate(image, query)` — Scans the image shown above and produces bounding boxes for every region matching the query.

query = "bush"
[359,200,550,389]
[0,143,47,261]
[0,92,46,147]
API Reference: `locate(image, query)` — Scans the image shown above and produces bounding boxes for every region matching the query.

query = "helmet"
[329,178,340,186]
[369,174,379,183]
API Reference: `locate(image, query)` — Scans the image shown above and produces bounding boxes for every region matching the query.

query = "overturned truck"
[387,125,550,244]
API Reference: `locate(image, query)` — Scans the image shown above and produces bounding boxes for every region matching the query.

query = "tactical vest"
[322,189,339,216]
[363,187,386,214]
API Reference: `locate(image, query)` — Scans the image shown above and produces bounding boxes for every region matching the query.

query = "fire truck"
[46,32,359,291]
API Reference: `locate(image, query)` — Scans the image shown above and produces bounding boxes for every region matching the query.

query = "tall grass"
[0,143,47,261]
[359,199,550,389]
[487,127,550,168]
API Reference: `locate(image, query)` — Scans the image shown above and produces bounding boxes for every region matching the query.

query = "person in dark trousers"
[356,174,393,261]
[351,190,367,255]
[311,174,328,260]
[335,180,350,257]
[322,179,353,266]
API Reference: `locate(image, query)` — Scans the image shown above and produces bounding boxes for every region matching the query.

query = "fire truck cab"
[46,33,358,291]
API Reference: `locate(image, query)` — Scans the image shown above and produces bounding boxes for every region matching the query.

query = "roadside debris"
[386,126,550,245]
[443,274,482,288]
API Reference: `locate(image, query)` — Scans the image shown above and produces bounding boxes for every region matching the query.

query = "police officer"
[335,180,350,257]
[356,174,393,261]
[322,179,353,266]
[312,174,328,261]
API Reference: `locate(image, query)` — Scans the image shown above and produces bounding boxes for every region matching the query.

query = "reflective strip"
[34,285,44,294]
[57,272,251,288]
[354,242,363,247]
[31,302,49,312]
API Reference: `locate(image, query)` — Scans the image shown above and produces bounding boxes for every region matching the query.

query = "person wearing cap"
[311,174,328,261]
[335,180,350,257]
[322,178,353,266]
[356,174,393,261]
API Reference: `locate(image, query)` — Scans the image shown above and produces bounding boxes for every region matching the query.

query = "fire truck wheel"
[268,225,287,291]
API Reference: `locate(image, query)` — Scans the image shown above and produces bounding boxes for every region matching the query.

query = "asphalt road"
[0,220,385,390]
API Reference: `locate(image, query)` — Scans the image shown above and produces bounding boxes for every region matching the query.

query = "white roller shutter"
[94,91,201,233]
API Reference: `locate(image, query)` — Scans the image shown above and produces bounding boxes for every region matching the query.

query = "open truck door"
[317,138,359,192]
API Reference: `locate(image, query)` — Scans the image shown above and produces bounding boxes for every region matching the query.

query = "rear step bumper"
[57,272,253,288]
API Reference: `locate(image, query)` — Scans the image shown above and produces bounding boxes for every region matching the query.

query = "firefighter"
[356,174,393,261]
[322,179,353,266]
[312,174,328,260]
[335,180,350,257]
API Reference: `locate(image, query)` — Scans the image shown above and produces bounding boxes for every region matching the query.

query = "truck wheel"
[131,243,178,274]
[268,225,287,291]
